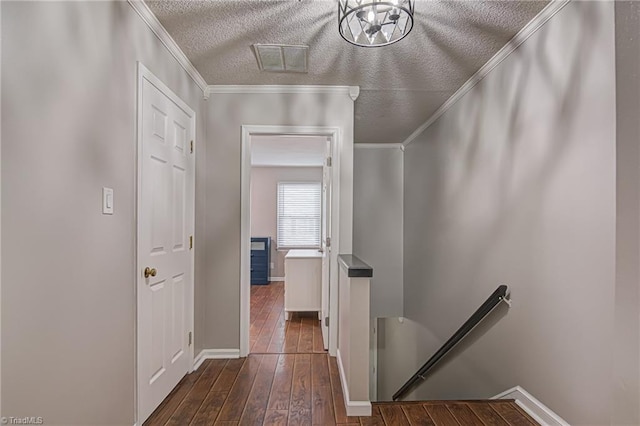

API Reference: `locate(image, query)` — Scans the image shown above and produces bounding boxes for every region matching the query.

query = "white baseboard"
[336,349,372,417]
[193,349,241,370]
[269,276,285,281]
[492,386,569,426]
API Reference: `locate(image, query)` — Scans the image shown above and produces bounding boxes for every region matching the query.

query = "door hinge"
[326,156,332,167]
[325,316,329,327]
[326,237,331,248]
[188,331,192,346]
[190,140,194,154]
[189,235,193,250]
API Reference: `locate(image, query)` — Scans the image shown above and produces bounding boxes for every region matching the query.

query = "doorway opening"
[241,126,341,358]
[249,135,328,354]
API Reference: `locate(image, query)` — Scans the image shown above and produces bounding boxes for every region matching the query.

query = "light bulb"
[367,10,375,23]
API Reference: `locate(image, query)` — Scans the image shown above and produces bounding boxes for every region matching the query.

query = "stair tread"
[368,400,539,426]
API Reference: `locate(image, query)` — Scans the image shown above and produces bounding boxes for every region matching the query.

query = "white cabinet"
[284,249,322,319]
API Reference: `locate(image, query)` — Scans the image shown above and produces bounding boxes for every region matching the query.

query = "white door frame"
[0,3,4,417]
[135,62,196,424]
[240,125,341,357]
[0,2,3,417]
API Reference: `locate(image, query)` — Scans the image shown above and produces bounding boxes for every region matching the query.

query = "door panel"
[138,73,194,424]
[173,121,186,153]
[172,165,186,250]
[150,156,168,254]
[150,281,166,383]
[171,273,185,363]
[152,106,167,141]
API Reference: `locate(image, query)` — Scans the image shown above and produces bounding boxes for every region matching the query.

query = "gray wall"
[403,2,616,424]
[613,2,640,424]
[353,147,403,318]
[1,2,206,424]
[204,91,354,350]
[376,317,439,401]
[250,166,323,278]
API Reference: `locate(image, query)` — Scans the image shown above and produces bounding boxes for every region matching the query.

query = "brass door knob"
[144,267,157,278]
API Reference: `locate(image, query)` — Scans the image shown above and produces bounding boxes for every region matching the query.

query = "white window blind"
[277,182,322,249]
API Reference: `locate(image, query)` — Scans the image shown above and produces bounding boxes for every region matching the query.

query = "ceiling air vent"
[253,44,309,73]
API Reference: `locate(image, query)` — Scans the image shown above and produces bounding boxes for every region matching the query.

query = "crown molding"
[127,0,208,95]
[252,165,323,168]
[205,85,360,101]
[402,0,570,148]
[355,143,404,150]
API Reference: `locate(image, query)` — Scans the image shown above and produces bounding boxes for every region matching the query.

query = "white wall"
[204,91,355,350]
[337,266,371,406]
[353,147,403,318]
[1,3,206,424]
[403,2,616,424]
[250,166,323,278]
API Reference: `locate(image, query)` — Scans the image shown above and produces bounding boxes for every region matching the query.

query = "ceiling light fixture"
[338,0,414,47]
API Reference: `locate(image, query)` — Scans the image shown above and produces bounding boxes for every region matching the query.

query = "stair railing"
[392,285,511,401]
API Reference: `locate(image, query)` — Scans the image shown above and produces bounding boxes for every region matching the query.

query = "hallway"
[250,282,326,354]
[143,354,538,425]
[144,282,539,425]
[144,282,348,425]
[143,353,357,425]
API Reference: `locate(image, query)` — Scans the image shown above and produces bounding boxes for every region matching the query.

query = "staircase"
[364,400,538,425]
[368,286,541,425]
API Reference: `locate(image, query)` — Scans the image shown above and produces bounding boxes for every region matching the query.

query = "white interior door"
[137,66,195,424]
[320,139,332,349]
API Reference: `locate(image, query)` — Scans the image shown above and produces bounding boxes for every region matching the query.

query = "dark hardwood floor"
[250,282,325,354]
[144,282,539,425]
[144,356,537,426]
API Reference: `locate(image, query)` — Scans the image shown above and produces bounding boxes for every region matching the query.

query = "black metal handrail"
[392,285,510,401]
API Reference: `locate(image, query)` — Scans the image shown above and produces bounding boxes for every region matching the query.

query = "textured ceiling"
[147,0,549,144]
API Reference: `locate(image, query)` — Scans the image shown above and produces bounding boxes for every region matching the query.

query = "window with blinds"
[277,182,322,249]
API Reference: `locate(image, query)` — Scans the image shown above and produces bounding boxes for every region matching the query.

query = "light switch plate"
[102,187,114,215]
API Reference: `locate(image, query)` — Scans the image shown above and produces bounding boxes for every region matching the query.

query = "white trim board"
[355,143,404,150]
[0,2,3,419]
[269,277,285,282]
[206,85,360,101]
[252,165,323,169]
[401,0,570,148]
[336,349,372,417]
[127,1,208,94]
[193,349,241,370]
[492,386,569,426]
